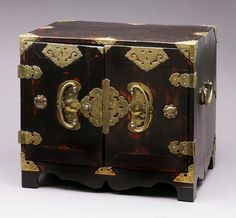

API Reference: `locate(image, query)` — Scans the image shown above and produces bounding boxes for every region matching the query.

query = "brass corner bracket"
[20,33,38,55]
[18,131,42,145]
[95,167,116,176]
[174,164,195,184]
[21,152,40,172]
[169,72,197,88]
[168,140,195,156]
[95,37,117,53]
[175,40,198,63]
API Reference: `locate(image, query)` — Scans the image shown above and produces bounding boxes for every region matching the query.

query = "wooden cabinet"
[19,21,217,202]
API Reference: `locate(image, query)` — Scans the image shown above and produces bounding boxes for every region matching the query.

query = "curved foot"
[22,171,40,188]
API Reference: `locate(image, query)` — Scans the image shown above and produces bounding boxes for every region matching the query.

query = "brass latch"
[57,79,153,134]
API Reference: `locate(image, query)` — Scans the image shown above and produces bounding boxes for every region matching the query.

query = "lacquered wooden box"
[18,20,216,202]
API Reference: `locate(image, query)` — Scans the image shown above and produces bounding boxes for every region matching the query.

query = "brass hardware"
[81,79,128,134]
[34,95,47,109]
[18,131,42,145]
[125,47,169,72]
[175,40,198,63]
[42,43,83,68]
[127,82,153,133]
[18,65,43,79]
[21,152,40,172]
[95,167,116,176]
[169,72,197,88]
[163,104,178,119]
[193,32,208,43]
[173,165,194,184]
[95,37,116,53]
[168,140,195,156]
[199,81,214,105]
[57,80,81,130]
[20,33,38,55]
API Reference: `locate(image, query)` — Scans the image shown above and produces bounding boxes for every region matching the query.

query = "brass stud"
[163,104,178,119]
[34,95,47,109]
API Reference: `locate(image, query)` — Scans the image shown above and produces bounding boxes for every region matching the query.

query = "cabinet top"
[21,20,216,46]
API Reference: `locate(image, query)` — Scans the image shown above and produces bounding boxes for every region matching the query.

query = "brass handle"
[200,81,214,105]
[127,82,153,133]
[57,80,81,130]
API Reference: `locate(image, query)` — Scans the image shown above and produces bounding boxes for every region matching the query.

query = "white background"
[0,0,236,217]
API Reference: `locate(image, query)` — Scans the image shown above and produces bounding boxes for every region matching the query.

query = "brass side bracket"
[173,165,195,184]
[168,140,195,156]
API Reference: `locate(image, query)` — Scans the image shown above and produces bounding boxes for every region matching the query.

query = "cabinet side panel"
[194,29,217,180]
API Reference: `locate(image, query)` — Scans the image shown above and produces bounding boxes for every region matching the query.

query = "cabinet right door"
[104,45,193,172]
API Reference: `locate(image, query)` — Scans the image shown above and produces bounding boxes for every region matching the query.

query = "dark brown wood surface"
[21,42,104,166]
[29,21,212,47]
[105,45,192,172]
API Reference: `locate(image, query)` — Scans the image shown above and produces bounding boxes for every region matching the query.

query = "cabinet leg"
[176,184,197,202]
[208,152,215,170]
[22,171,40,188]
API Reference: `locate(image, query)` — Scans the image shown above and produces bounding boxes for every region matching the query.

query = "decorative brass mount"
[56,79,153,134]
[163,104,178,119]
[168,140,195,156]
[173,164,194,184]
[21,152,40,172]
[95,167,116,176]
[42,43,83,68]
[57,80,81,130]
[18,131,42,145]
[169,72,197,88]
[125,47,169,72]
[127,82,153,133]
[18,65,43,79]
[20,33,38,55]
[81,79,128,134]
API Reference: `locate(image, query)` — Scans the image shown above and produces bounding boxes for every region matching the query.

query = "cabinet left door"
[20,42,104,166]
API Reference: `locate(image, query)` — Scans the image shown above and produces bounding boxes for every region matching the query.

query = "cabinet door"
[104,45,192,172]
[20,42,104,166]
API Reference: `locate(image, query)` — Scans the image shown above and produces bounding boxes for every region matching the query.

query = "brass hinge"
[95,167,116,176]
[18,64,43,79]
[173,164,195,184]
[21,152,40,172]
[168,140,195,156]
[18,131,42,145]
[169,72,197,88]
[20,33,38,55]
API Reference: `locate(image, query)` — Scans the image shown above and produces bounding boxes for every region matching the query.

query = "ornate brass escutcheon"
[57,80,81,130]
[56,79,153,134]
[81,79,128,134]
[127,82,153,133]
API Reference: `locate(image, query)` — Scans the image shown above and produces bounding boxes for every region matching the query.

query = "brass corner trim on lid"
[168,140,195,156]
[175,40,198,63]
[173,164,195,184]
[125,47,169,72]
[18,65,43,79]
[20,33,39,55]
[95,167,116,176]
[18,131,42,145]
[21,152,40,172]
[169,72,197,88]
[42,43,83,68]
[95,37,117,53]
